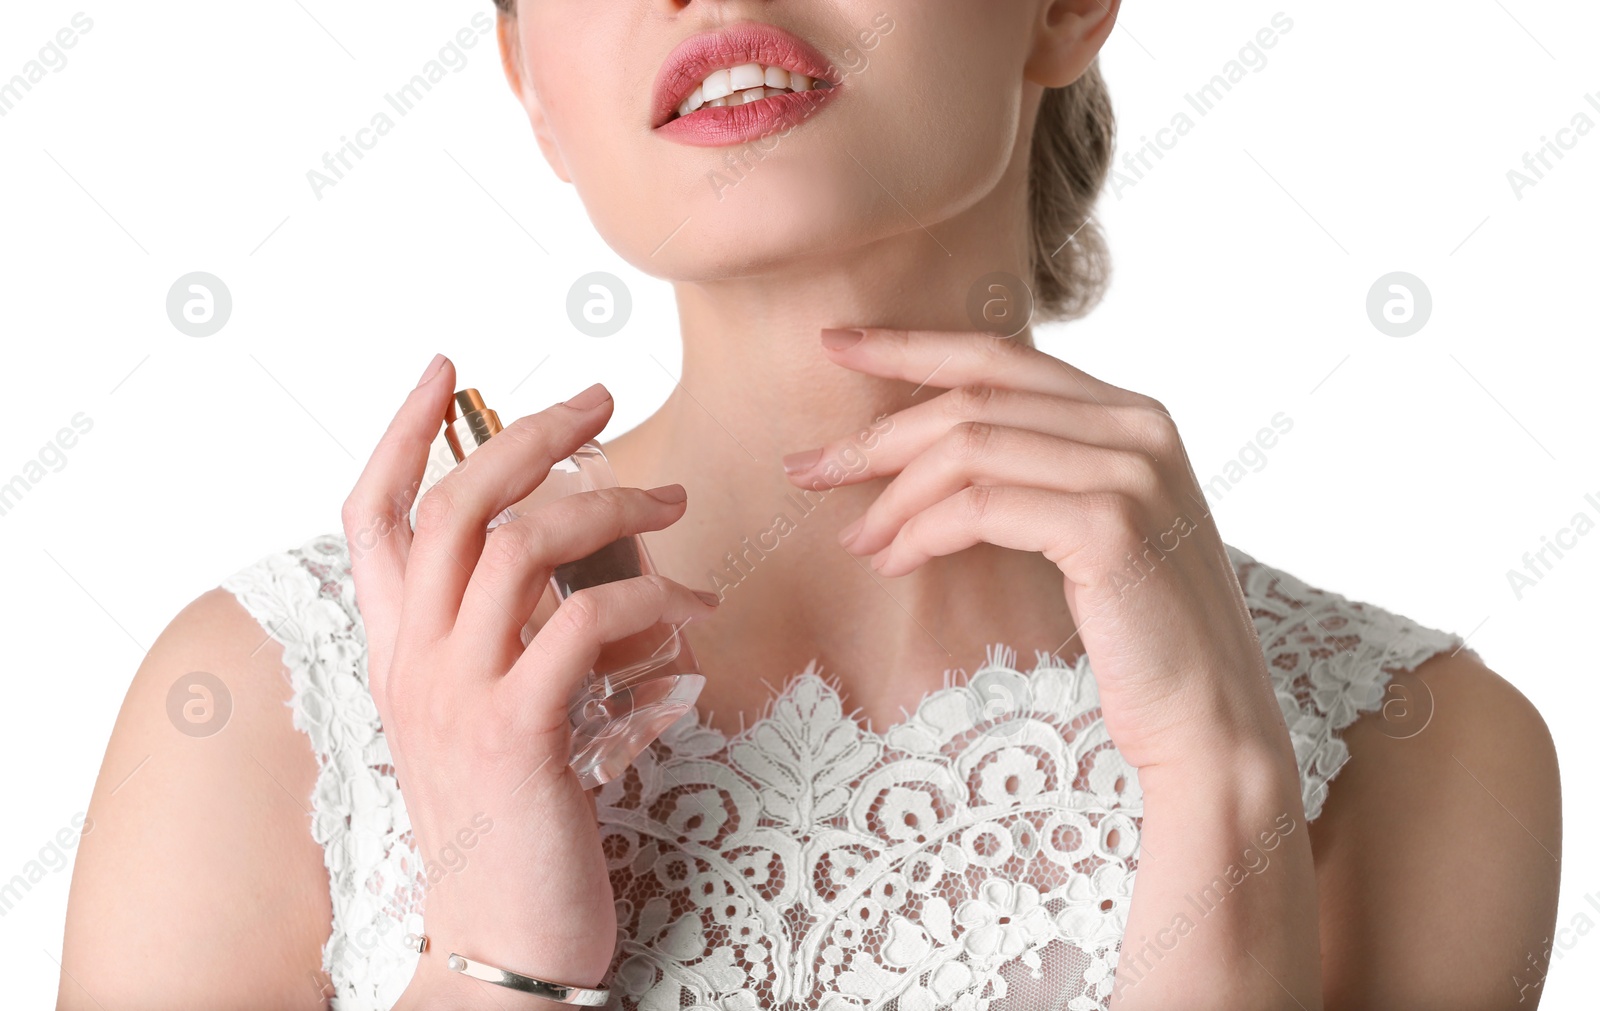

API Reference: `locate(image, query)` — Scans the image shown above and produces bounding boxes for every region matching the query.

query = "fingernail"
[645,484,687,504]
[564,382,612,410]
[821,328,865,350]
[417,353,446,387]
[693,589,721,607]
[781,447,822,475]
[838,516,865,548]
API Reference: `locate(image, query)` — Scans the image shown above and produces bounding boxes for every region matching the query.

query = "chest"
[591,661,1141,1010]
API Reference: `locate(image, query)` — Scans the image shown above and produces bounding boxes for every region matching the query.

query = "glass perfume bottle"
[431,388,705,790]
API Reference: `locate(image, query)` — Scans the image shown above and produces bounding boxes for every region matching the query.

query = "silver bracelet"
[404,933,610,1006]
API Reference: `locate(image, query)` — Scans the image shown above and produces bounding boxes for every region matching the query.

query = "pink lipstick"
[652,22,841,147]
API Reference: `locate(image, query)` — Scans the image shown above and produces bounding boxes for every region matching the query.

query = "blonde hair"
[1029,63,1116,322]
[492,1,1116,321]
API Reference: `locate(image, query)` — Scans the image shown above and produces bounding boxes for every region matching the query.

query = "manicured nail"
[838,516,865,548]
[821,328,865,350]
[782,447,822,474]
[645,484,687,504]
[564,382,612,410]
[417,353,446,387]
[693,590,721,606]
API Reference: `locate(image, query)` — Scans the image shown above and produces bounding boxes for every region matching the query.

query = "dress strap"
[220,534,424,1010]
[1228,545,1471,821]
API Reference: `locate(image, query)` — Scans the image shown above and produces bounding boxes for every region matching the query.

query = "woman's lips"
[656,87,839,147]
[652,22,841,147]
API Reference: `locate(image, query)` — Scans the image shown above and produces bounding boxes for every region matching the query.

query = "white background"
[1,0,1595,1005]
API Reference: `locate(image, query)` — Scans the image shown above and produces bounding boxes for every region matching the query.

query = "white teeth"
[672,62,829,119]
[676,84,704,118]
[701,68,733,102]
[728,62,765,91]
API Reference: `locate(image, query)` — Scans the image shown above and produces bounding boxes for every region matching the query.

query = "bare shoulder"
[59,586,333,1008]
[1311,648,1562,1009]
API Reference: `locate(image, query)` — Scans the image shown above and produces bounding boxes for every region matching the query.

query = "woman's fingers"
[341,353,456,688]
[866,484,1101,577]
[502,574,718,718]
[453,485,692,653]
[400,384,615,644]
[783,385,1175,489]
[838,425,1161,556]
[818,326,1152,405]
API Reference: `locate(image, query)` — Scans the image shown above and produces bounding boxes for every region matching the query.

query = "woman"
[58,1,1561,1008]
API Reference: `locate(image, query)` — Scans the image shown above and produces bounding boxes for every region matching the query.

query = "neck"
[599,150,1077,731]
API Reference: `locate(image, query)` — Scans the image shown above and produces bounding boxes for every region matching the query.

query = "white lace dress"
[220,534,1466,1010]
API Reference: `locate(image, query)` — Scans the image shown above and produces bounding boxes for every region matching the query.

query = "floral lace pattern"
[220,534,1465,1010]
[220,536,425,1008]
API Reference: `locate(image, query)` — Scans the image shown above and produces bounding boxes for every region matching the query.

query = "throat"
[678,542,1077,741]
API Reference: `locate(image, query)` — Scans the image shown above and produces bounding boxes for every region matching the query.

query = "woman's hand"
[779,326,1287,771]
[780,327,1321,1008]
[341,355,718,1003]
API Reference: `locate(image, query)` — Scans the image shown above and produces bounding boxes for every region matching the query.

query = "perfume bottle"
[437,388,705,790]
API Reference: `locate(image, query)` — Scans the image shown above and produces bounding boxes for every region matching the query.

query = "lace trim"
[1226,546,1470,821]
[221,534,424,1010]
[217,535,1466,1011]
[603,645,1136,1011]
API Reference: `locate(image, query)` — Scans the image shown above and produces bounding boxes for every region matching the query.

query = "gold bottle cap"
[444,388,503,462]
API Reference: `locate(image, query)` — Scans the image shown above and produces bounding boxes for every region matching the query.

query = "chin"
[590,156,891,281]
[586,119,1018,284]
